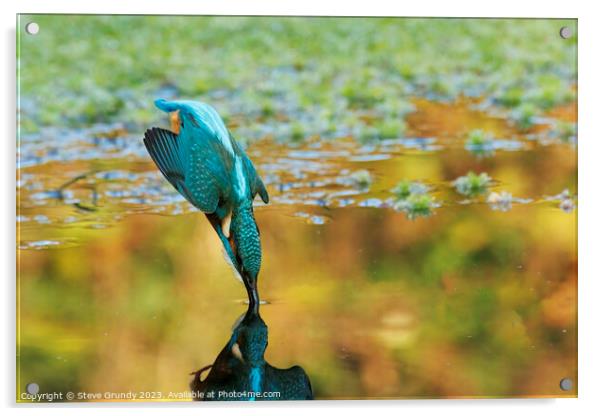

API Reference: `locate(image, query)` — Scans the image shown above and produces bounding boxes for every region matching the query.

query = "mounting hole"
[559,26,573,39]
[25,22,39,35]
[559,377,573,391]
[26,382,40,395]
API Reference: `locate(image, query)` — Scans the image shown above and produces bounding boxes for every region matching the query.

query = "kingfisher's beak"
[246,277,260,313]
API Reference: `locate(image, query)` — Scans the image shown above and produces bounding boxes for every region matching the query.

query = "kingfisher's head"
[155,98,230,141]
[230,308,268,367]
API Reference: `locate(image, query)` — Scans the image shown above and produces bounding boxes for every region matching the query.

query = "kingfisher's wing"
[143,127,195,202]
[146,99,244,213]
[186,137,232,213]
[232,139,269,204]
[144,127,224,213]
[264,364,313,400]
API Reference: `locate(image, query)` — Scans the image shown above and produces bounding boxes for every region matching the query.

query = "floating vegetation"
[392,180,437,219]
[494,74,575,112]
[392,180,430,200]
[19,16,576,144]
[465,129,495,157]
[531,74,576,110]
[553,121,577,144]
[376,99,415,119]
[393,194,438,220]
[495,85,524,108]
[487,191,514,212]
[290,122,306,142]
[349,170,373,190]
[546,189,577,213]
[511,103,538,130]
[342,81,384,109]
[559,198,576,213]
[487,191,533,212]
[358,126,379,142]
[453,172,492,197]
[376,119,407,140]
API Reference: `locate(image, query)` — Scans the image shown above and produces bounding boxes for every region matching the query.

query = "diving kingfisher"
[190,304,313,401]
[143,99,269,311]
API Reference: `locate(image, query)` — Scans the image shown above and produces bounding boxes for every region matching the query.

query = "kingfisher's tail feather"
[143,127,186,191]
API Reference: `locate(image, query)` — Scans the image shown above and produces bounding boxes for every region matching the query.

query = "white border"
[3,1,601,415]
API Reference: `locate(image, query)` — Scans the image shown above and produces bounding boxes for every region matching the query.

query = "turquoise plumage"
[143,99,269,310]
[190,305,313,401]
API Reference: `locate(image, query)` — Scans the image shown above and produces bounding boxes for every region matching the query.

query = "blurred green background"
[18,16,576,140]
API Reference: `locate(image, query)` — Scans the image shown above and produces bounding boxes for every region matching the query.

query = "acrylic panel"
[16,15,577,402]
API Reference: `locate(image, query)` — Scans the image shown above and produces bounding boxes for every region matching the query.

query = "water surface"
[17,97,577,399]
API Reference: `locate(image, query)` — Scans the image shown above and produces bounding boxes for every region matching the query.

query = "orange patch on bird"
[170,110,181,134]
[228,236,237,257]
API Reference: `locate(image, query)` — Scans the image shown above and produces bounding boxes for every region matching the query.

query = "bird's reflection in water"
[190,305,313,401]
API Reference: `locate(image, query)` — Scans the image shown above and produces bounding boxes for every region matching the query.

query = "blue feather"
[249,367,262,401]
